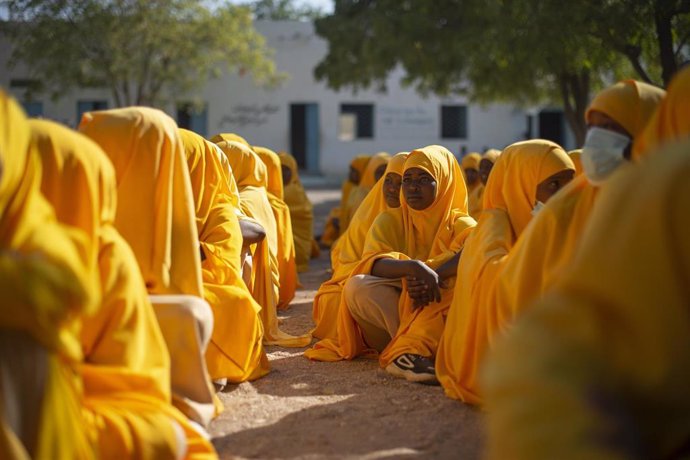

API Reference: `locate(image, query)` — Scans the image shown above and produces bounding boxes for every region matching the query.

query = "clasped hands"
[404,260,448,309]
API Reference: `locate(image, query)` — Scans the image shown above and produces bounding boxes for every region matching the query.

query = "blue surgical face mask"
[581,127,631,186]
[531,200,545,216]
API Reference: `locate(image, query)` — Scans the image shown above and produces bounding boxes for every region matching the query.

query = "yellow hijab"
[278,150,315,273]
[469,148,502,218]
[341,152,390,231]
[633,66,690,160]
[1,92,96,460]
[436,139,574,404]
[461,152,481,170]
[483,141,690,460]
[180,129,269,382]
[568,149,583,176]
[210,132,251,147]
[79,107,203,297]
[342,154,370,207]
[217,140,311,347]
[307,145,476,364]
[253,145,284,200]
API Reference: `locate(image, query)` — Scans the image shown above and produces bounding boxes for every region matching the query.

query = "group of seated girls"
[0,92,318,459]
[309,70,690,458]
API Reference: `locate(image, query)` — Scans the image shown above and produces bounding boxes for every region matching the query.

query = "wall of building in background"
[0,20,574,177]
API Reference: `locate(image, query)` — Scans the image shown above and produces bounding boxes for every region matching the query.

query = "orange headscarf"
[436,140,574,405]
[568,149,583,176]
[210,132,251,147]
[461,152,481,170]
[79,107,203,297]
[252,145,284,200]
[341,152,390,231]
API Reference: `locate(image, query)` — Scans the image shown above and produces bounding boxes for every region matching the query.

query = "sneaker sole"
[385,362,439,384]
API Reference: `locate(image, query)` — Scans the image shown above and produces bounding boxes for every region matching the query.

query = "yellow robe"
[309,152,409,341]
[320,154,370,246]
[482,141,690,460]
[0,92,96,460]
[79,107,220,425]
[180,129,270,383]
[436,140,575,405]
[279,151,316,273]
[341,152,390,232]
[253,145,298,310]
[491,80,665,352]
[217,141,311,348]
[307,146,476,367]
[32,120,216,459]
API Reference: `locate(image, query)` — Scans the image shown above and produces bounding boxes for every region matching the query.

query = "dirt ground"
[209,187,485,459]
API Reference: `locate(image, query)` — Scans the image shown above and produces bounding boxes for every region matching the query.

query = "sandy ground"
[209,187,485,459]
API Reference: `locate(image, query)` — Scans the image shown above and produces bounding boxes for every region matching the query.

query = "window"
[21,101,43,117]
[441,105,468,139]
[177,103,208,137]
[77,100,108,125]
[339,103,374,140]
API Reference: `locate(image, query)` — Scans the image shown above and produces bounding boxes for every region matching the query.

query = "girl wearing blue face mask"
[485,80,666,345]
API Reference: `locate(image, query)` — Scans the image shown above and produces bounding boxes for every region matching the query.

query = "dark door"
[538,110,564,145]
[290,103,319,172]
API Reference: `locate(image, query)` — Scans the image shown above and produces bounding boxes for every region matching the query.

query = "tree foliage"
[4,0,285,106]
[251,0,324,21]
[315,0,689,145]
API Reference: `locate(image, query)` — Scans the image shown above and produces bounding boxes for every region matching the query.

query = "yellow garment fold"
[310,152,409,341]
[461,152,482,195]
[483,141,690,460]
[436,140,574,405]
[0,91,96,460]
[210,132,250,147]
[568,149,583,176]
[469,149,501,219]
[253,146,298,310]
[180,129,269,383]
[320,154,370,246]
[341,152,390,231]
[279,151,316,273]
[307,146,475,366]
[217,141,311,347]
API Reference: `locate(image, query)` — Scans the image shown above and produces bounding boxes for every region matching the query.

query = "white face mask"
[581,127,631,186]
[531,200,545,216]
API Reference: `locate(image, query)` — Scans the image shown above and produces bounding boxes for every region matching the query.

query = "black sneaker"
[385,353,439,385]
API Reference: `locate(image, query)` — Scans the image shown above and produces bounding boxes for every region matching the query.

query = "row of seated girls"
[308,69,690,456]
[0,90,318,458]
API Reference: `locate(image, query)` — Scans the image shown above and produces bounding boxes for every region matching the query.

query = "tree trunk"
[558,69,589,147]
[654,1,678,87]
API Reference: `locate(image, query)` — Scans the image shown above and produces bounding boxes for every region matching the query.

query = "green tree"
[315,0,684,146]
[3,0,284,106]
[251,0,324,20]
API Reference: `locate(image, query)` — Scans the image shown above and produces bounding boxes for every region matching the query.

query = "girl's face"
[402,167,437,210]
[383,172,403,208]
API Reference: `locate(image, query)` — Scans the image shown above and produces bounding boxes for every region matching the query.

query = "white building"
[0,20,574,176]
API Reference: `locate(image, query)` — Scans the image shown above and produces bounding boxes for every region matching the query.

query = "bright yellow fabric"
[482,141,690,460]
[462,152,482,195]
[217,141,311,347]
[633,66,690,160]
[568,149,583,176]
[436,140,574,405]
[210,132,251,147]
[468,149,501,218]
[307,146,476,365]
[320,154,370,246]
[32,120,217,459]
[180,129,269,383]
[341,152,390,232]
[279,151,315,273]
[253,146,297,310]
[481,81,665,402]
[79,107,204,297]
[310,153,409,341]
[0,91,96,460]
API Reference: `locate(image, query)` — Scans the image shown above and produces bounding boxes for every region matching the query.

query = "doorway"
[290,103,320,172]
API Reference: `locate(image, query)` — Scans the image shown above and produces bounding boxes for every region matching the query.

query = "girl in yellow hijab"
[436,140,575,404]
[252,145,298,310]
[217,140,311,348]
[307,146,475,384]
[180,129,270,385]
[0,92,96,460]
[468,148,501,218]
[79,107,218,428]
[307,152,409,343]
[492,80,665,347]
[32,120,217,459]
[279,150,318,273]
[341,152,391,232]
[482,140,690,460]
[320,154,370,247]
[461,152,482,194]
